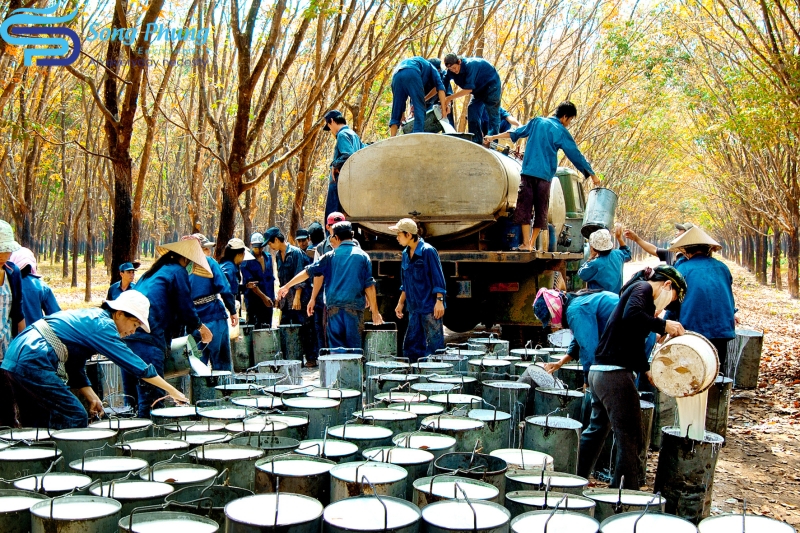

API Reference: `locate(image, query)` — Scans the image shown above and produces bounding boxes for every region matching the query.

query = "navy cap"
[332,221,353,238]
[264,226,284,243]
[295,229,310,240]
[533,295,552,327]
[119,262,138,272]
[323,110,343,131]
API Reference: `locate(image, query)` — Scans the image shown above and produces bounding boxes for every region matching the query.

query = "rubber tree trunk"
[788,229,799,299]
[772,228,782,290]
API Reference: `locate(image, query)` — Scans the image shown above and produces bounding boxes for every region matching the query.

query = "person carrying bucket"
[577,265,686,489]
[578,225,632,294]
[388,56,449,136]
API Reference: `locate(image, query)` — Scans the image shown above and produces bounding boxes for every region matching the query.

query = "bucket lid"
[0,447,60,461]
[414,476,498,499]
[123,438,190,451]
[142,464,217,484]
[119,511,219,532]
[14,473,91,493]
[30,495,121,520]
[283,396,340,409]
[225,493,323,527]
[423,500,510,529]
[90,418,153,431]
[328,425,393,440]
[308,388,361,399]
[357,409,417,422]
[393,432,457,451]
[0,490,47,513]
[52,428,117,440]
[600,512,697,532]
[490,449,553,470]
[70,456,148,473]
[511,510,599,533]
[296,439,358,458]
[191,444,264,461]
[389,403,445,415]
[197,407,256,420]
[468,409,512,422]
[255,454,335,476]
[584,489,665,506]
[421,415,483,431]
[324,496,420,530]
[330,461,408,483]
[698,514,794,533]
[232,396,283,409]
[525,416,582,430]
[363,446,434,465]
[90,480,174,500]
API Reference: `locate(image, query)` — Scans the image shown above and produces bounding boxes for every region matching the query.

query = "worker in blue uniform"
[9,247,60,324]
[482,106,521,135]
[2,290,188,429]
[295,228,318,365]
[107,261,140,300]
[122,239,213,417]
[390,219,447,362]
[220,238,253,310]
[240,232,275,329]
[187,234,237,371]
[0,220,26,427]
[578,227,632,294]
[311,213,352,355]
[484,102,600,252]
[427,58,455,125]
[323,110,365,224]
[278,222,384,349]
[442,54,502,145]
[624,223,693,267]
[389,56,449,136]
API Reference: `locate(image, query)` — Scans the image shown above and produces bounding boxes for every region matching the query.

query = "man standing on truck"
[484,101,600,252]
[442,54,502,145]
[323,110,365,224]
[389,57,449,136]
[390,219,447,362]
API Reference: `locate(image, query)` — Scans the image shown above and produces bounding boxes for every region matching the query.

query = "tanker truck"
[338,134,588,343]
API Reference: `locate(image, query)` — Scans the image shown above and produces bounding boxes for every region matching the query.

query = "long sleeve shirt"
[331,126,365,171]
[189,257,236,323]
[443,57,501,95]
[20,274,60,324]
[276,244,307,301]
[219,260,242,301]
[509,117,595,181]
[240,254,276,306]
[306,241,375,310]
[577,246,632,294]
[563,291,619,373]
[399,238,447,315]
[667,255,736,340]
[2,262,24,340]
[107,281,136,301]
[395,56,446,96]
[594,281,666,374]
[1,308,158,389]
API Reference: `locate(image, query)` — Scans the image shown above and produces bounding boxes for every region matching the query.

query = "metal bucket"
[364,322,398,361]
[69,456,148,483]
[233,325,254,372]
[166,483,253,526]
[468,338,510,357]
[555,362,585,390]
[482,381,530,417]
[726,328,763,389]
[190,444,265,490]
[583,488,666,523]
[234,372,284,387]
[650,388,677,450]
[430,353,470,374]
[367,362,412,400]
[266,413,310,442]
[265,384,314,398]
[421,415,484,453]
[0,428,51,442]
[197,405,258,424]
[308,388,362,419]
[116,437,190,465]
[505,469,588,495]
[393,432,457,461]
[505,490,596,519]
[150,406,199,425]
[376,392,428,405]
[90,417,154,438]
[89,479,174,516]
[252,328,281,364]
[232,395,284,410]
[254,454,336,504]
[390,403,445,417]
[651,332,719,398]
[256,359,303,385]
[284,397,342,439]
[429,375,479,396]
[639,400,654,484]
[319,354,364,390]
[468,409,513,450]
[422,499,510,533]
[534,388,584,421]
[296,439,359,463]
[705,376,733,442]
[355,409,418,435]
[98,360,124,402]
[324,495,420,533]
[510,509,599,532]
[369,374,421,404]
[428,393,482,411]
[330,460,408,502]
[581,187,618,238]
[51,428,118,465]
[214,383,265,399]
[229,435,300,457]
[599,511,696,532]
[412,382,458,396]
[191,371,234,403]
[509,348,549,363]
[164,336,194,379]
[30,495,121,533]
[279,324,304,361]
[698,513,795,533]
[513,362,535,377]
[363,447,435,500]
[327,424,394,454]
[118,510,220,532]
[14,472,92,497]
[490,449,553,472]
[411,362,454,376]
[413,475,499,509]
[226,493,322,533]
[0,444,62,480]
[0,489,48,533]
[433,452,508,501]
[139,462,218,488]
[523,416,582,475]
[468,358,511,376]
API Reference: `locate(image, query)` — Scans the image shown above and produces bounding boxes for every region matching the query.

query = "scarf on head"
[535,288,563,326]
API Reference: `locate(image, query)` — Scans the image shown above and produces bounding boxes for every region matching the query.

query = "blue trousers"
[326,306,363,350]
[4,366,88,429]
[391,68,428,132]
[122,340,166,418]
[324,179,341,228]
[314,302,327,359]
[198,318,232,372]
[403,311,445,363]
[467,82,502,145]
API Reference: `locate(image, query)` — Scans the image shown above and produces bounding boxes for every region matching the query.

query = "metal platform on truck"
[366,250,583,263]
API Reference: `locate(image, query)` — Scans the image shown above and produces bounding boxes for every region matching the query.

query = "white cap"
[250,233,266,247]
[388,218,418,234]
[105,290,151,333]
[589,229,614,252]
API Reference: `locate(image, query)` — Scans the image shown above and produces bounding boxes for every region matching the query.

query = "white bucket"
[651,332,719,398]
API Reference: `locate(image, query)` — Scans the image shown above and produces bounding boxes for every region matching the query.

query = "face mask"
[654,285,673,313]
[185,262,194,276]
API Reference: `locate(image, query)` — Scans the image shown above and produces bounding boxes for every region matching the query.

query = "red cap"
[326,212,346,226]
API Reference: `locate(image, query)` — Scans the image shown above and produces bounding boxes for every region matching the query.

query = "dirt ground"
[38,256,800,525]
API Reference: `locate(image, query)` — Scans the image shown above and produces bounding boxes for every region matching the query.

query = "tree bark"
[772,228,782,290]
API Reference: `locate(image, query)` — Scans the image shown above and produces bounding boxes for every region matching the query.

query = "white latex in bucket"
[651,332,719,398]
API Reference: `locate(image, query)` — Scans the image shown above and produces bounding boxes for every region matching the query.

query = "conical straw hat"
[668,225,722,252]
[156,239,213,278]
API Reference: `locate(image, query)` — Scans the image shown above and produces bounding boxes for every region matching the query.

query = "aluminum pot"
[583,488,666,523]
[283,397,342,439]
[468,409,513,450]
[420,415,484,452]
[468,358,511,376]
[229,435,300,457]
[254,454,336,504]
[505,469,588,495]
[504,490,596,518]
[368,373,420,404]
[226,493,322,533]
[213,383,264,399]
[0,428,52,442]
[324,495,421,533]
[422,499,510,533]
[412,383,458,396]
[231,395,284,410]
[375,392,428,405]
[30,495,121,533]
[89,478,174,515]
[510,509,599,533]
[69,456,148,483]
[14,471,92,497]
[393,432,457,461]
[411,362,454,376]
[523,415,582,475]
[266,413,310,442]
[389,403,445,417]
[0,489,48,533]
[354,408,418,435]
[191,371,234,403]
[139,462,217,488]
[165,482,253,526]
[468,338,510,357]
[51,428,118,465]
[295,439,359,463]
[116,437,190,464]
[509,348,549,363]
[118,510,220,532]
[581,187,618,238]
[490,449,553,472]
[196,405,258,424]
[428,393,482,411]
[329,460,408,502]
[363,446,435,500]
[264,384,315,399]
[0,444,61,480]
[89,418,154,438]
[252,328,281,364]
[150,406,199,425]
[698,513,795,533]
[433,452,508,501]
[319,353,363,390]
[189,444,264,490]
[428,375,479,396]
[599,511,697,533]
[534,388,584,421]
[429,353,469,374]
[224,418,288,437]
[327,424,394,454]
[366,361,412,381]
[235,372,284,387]
[308,388,362,419]
[555,362,585,390]
[413,475,499,509]
[179,432,232,447]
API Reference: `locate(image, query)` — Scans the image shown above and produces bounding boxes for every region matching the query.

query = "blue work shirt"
[241,253,276,305]
[399,238,447,315]
[125,263,201,351]
[443,57,500,95]
[396,56,446,96]
[482,107,513,133]
[107,280,136,300]
[331,126,365,172]
[306,241,375,310]
[563,291,619,373]
[189,257,236,323]
[20,274,60,324]
[2,262,24,342]
[219,260,242,300]
[668,255,736,340]
[509,117,595,181]
[2,308,158,389]
[277,244,307,299]
[578,246,632,294]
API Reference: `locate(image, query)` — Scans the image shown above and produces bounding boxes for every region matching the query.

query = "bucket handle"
[361,475,389,533]
[126,501,178,531]
[454,482,479,533]
[79,442,117,472]
[18,455,63,493]
[46,486,82,520]
[632,492,661,533]
[742,499,747,532]
[543,494,568,533]
[297,442,322,458]
[102,393,138,418]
